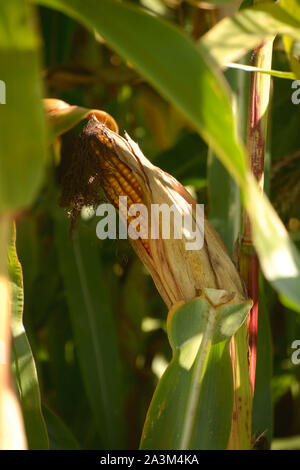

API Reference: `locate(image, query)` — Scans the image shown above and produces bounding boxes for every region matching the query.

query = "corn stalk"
[227,38,274,450]
[242,38,274,393]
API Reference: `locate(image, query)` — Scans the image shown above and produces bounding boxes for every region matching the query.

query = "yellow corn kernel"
[90,136,150,254]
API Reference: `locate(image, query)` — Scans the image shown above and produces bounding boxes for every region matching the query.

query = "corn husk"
[78,117,247,309]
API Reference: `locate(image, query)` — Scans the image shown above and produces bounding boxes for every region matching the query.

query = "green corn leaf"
[42,406,80,450]
[9,224,49,450]
[54,212,125,449]
[225,63,296,80]
[46,103,94,141]
[280,0,300,79]
[201,3,300,65]
[140,292,251,449]
[0,0,47,212]
[208,152,240,258]
[272,435,300,450]
[244,177,300,309]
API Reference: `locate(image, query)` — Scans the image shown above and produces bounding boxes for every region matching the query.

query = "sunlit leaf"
[225,62,296,80]
[272,435,300,450]
[245,177,300,308]
[9,224,49,450]
[44,98,118,141]
[201,3,300,65]
[140,293,250,449]
[0,0,47,212]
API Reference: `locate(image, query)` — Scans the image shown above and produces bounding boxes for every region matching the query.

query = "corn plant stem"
[180,307,215,449]
[227,38,274,450]
[228,323,253,449]
[225,55,253,450]
[241,37,274,396]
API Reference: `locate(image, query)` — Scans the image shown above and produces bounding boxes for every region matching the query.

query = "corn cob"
[65,115,247,309]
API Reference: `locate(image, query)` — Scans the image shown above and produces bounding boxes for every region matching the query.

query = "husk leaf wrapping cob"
[60,115,248,310]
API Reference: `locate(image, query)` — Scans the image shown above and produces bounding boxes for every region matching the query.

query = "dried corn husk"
[75,116,247,309]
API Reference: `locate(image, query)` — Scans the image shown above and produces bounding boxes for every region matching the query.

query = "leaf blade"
[201,3,300,65]
[9,224,49,450]
[0,0,47,212]
[54,213,125,449]
[140,294,250,449]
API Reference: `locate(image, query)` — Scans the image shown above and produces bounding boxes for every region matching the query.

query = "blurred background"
[13,0,300,449]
